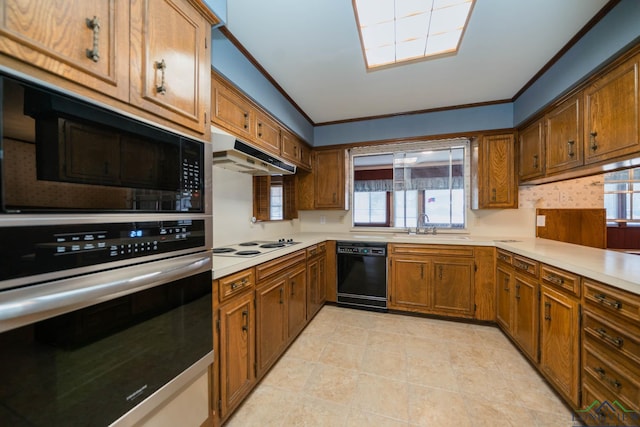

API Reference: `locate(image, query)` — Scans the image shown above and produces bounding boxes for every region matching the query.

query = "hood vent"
[211,129,296,175]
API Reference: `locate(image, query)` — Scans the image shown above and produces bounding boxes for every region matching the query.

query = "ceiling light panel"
[354,0,475,69]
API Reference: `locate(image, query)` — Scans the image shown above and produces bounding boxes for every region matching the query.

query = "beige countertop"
[212,232,640,296]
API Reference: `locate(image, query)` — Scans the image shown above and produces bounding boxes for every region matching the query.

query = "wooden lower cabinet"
[256,276,287,378]
[496,262,513,331]
[287,263,307,340]
[218,290,255,419]
[540,284,581,406]
[512,272,539,361]
[431,258,474,317]
[388,245,476,318]
[307,248,327,319]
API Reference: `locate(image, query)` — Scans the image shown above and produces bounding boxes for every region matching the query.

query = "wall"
[211,29,314,143]
[212,167,300,246]
[298,175,605,238]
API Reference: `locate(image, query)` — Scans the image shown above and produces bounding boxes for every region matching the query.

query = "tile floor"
[226,305,576,426]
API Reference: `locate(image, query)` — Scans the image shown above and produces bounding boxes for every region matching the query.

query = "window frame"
[349,138,469,232]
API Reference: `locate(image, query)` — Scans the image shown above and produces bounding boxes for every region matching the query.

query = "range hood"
[211,128,296,175]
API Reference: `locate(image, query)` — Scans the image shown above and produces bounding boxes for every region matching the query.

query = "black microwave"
[0,75,207,214]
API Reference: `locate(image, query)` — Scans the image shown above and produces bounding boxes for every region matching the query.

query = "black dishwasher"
[336,241,387,311]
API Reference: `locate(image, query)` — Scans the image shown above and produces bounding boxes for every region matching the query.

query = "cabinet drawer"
[306,242,326,258]
[512,255,538,278]
[219,268,255,302]
[496,249,512,265]
[583,310,640,367]
[581,377,638,426]
[584,343,640,406]
[541,264,581,297]
[584,280,640,324]
[256,250,306,282]
[390,244,473,257]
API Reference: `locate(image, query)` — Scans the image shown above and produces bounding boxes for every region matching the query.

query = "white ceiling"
[225,0,609,124]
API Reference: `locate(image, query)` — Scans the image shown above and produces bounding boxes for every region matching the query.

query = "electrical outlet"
[320,215,326,224]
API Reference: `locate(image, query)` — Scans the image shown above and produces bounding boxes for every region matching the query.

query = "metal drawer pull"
[242,310,248,332]
[503,277,509,292]
[86,16,101,62]
[514,261,530,271]
[544,274,564,285]
[515,283,521,300]
[590,131,598,152]
[593,293,621,309]
[594,367,622,389]
[595,328,624,348]
[567,140,575,158]
[155,59,167,94]
[544,302,551,320]
[230,278,248,290]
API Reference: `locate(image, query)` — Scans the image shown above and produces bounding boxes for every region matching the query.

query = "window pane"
[604,183,628,192]
[633,192,640,220]
[604,170,630,181]
[270,186,283,220]
[370,192,387,223]
[353,192,371,223]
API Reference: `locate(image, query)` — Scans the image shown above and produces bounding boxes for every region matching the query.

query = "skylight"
[353,0,475,69]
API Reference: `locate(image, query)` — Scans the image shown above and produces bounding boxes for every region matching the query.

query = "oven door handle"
[0,252,212,333]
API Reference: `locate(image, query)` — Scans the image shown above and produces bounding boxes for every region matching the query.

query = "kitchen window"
[351,139,468,229]
[253,175,297,221]
[604,167,640,224]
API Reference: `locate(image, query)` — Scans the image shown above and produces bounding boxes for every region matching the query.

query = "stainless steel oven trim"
[110,350,213,427]
[0,215,212,292]
[0,251,212,333]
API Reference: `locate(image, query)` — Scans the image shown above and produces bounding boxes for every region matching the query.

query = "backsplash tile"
[519,176,603,209]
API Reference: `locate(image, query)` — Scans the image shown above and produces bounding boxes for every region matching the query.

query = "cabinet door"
[513,274,539,361]
[540,285,580,407]
[254,111,281,155]
[130,0,210,134]
[299,143,312,170]
[219,291,255,418]
[496,264,513,331]
[256,277,287,377]
[546,96,583,174]
[476,134,517,209]
[280,130,299,164]
[287,265,307,340]
[584,54,640,164]
[314,149,345,209]
[0,0,129,100]
[431,258,474,317]
[211,76,253,139]
[389,257,430,312]
[519,120,545,181]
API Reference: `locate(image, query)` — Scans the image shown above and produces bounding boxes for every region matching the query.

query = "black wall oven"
[0,72,213,426]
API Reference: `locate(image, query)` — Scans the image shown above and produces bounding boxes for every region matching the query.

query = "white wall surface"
[212,167,300,246]
[212,166,605,243]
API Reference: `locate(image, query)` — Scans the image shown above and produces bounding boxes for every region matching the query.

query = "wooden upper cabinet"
[314,149,346,209]
[472,133,517,209]
[254,110,280,155]
[584,52,640,164]
[545,95,583,174]
[0,0,129,100]
[281,129,312,170]
[129,0,211,135]
[212,75,253,139]
[519,120,545,181]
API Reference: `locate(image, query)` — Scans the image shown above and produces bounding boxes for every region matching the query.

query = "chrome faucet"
[417,213,436,235]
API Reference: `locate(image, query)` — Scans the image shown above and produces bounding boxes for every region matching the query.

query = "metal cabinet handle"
[533,154,539,170]
[420,264,424,279]
[515,283,521,300]
[258,122,262,137]
[590,131,598,152]
[86,16,100,62]
[593,367,622,389]
[290,280,295,296]
[503,277,509,292]
[593,293,621,309]
[567,140,575,158]
[242,309,248,332]
[544,301,551,320]
[491,188,497,202]
[544,274,564,285]
[243,113,248,129]
[595,327,624,348]
[438,265,443,280]
[279,287,284,304]
[155,59,167,94]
